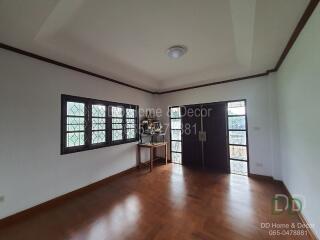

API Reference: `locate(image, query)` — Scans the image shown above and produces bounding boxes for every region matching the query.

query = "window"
[66,101,86,148]
[125,108,137,140]
[61,95,139,154]
[227,101,249,175]
[111,106,124,142]
[91,104,106,144]
[170,107,182,164]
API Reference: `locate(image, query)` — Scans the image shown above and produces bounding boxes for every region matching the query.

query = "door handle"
[198,131,207,142]
[198,131,203,141]
[202,131,206,142]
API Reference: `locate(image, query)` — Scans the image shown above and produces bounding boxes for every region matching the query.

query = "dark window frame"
[227,99,249,176]
[125,107,138,140]
[61,94,139,155]
[169,106,183,164]
[110,105,125,143]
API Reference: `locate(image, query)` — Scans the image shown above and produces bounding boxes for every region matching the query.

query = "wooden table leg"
[150,147,153,172]
[138,145,141,169]
[165,143,168,165]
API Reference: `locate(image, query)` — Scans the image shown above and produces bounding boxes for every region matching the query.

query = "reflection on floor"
[0,164,312,240]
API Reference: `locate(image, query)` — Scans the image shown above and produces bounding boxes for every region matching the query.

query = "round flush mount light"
[167,45,187,59]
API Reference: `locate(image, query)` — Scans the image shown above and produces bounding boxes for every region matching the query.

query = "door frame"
[169,99,250,175]
[169,106,183,165]
[226,99,250,176]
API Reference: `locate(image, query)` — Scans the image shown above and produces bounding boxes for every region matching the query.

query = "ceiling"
[0,0,310,92]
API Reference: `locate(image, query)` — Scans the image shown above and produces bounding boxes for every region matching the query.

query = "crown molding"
[274,0,319,71]
[0,43,155,94]
[158,70,276,94]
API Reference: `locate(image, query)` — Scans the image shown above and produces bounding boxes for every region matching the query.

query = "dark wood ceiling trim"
[0,43,155,94]
[158,70,275,94]
[0,0,318,95]
[274,0,319,71]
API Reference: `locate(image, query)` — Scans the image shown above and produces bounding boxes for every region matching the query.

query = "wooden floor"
[0,164,312,240]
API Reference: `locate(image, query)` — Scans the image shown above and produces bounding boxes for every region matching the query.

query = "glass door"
[227,101,249,175]
[169,107,182,164]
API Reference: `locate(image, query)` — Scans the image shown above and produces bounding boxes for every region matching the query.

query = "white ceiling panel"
[0,0,310,91]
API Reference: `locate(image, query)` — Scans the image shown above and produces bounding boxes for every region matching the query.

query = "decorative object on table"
[140,110,165,144]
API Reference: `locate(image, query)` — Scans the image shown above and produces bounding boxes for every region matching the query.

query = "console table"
[137,142,168,172]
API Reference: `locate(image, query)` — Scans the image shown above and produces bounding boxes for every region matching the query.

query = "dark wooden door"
[181,105,202,167]
[202,102,229,172]
[181,102,229,172]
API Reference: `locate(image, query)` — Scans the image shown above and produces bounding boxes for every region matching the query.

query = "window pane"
[112,124,122,130]
[172,152,182,164]
[126,118,135,129]
[171,119,181,129]
[126,129,135,139]
[230,145,247,160]
[67,102,85,116]
[228,116,246,130]
[228,101,245,115]
[112,118,122,124]
[67,117,85,131]
[230,160,247,175]
[67,132,85,147]
[126,118,134,124]
[92,118,105,124]
[67,124,84,132]
[67,117,85,125]
[171,130,181,141]
[126,109,135,118]
[92,123,105,130]
[171,141,181,152]
[92,131,106,144]
[112,106,123,118]
[126,123,135,129]
[170,107,181,118]
[92,118,106,130]
[112,130,123,141]
[229,131,246,145]
[92,105,106,117]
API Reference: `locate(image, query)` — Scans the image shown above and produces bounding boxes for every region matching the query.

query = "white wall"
[0,49,154,219]
[2,7,318,232]
[0,47,281,220]
[156,74,278,178]
[275,5,320,237]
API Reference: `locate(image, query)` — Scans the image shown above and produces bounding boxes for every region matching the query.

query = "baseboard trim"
[0,166,138,227]
[280,182,318,240]
[248,173,274,181]
[249,174,318,239]
[298,211,319,240]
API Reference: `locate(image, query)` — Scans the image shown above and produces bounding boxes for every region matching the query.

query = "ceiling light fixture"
[167,45,187,59]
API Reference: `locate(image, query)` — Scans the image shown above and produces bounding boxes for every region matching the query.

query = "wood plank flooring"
[0,164,313,240]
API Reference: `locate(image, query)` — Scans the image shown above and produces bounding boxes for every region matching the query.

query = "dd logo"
[272,194,304,215]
